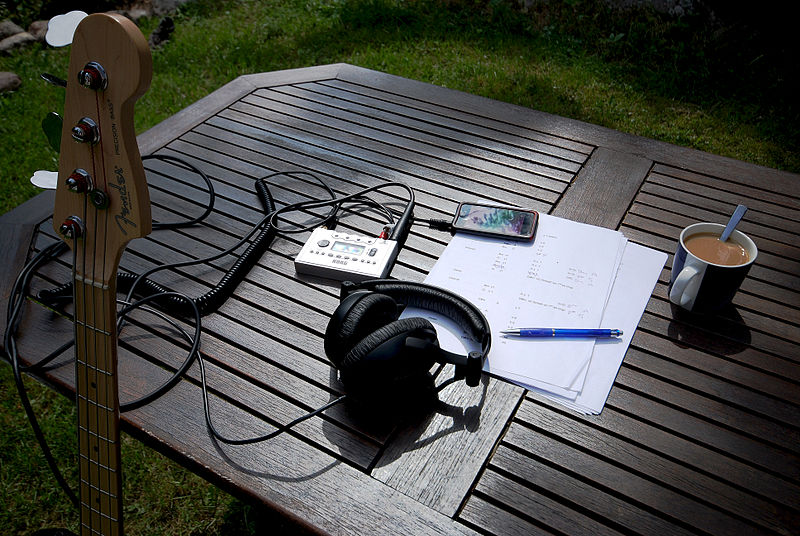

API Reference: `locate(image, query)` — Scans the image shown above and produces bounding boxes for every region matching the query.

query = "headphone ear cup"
[339,317,438,386]
[324,292,399,367]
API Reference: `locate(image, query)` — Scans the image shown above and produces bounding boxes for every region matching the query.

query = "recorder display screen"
[332,242,365,255]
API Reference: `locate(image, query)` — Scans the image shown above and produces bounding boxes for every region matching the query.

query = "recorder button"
[368,248,378,257]
[317,239,330,247]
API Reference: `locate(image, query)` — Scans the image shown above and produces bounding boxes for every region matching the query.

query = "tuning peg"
[71,117,99,144]
[58,216,84,239]
[77,62,107,91]
[42,111,62,152]
[40,72,67,88]
[45,10,88,47]
[66,168,91,193]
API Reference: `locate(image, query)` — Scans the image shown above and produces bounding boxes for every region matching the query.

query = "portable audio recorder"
[294,228,399,282]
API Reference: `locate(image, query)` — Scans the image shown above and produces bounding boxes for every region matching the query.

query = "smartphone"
[451,202,538,241]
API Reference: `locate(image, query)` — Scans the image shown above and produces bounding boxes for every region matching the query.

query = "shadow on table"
[667,302,752,355]
[322,366,489,470]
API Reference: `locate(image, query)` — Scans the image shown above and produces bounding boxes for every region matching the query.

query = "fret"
[75,319,113,336]
[75,364,114,377]
[80,524,115,536]
[79,453,119,472]
[80,480,120,500]
[75,274,110,290]
[76,395,116,413]
[81,522,119,535]
[79,508,119,522]
[78,426,118,445]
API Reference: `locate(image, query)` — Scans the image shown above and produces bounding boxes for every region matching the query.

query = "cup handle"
[670,265,701,307]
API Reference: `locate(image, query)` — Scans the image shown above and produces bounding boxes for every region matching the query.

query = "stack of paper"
[402,213,666,414]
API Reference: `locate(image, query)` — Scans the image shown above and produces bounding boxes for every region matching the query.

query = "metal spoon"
[720,204,748,242]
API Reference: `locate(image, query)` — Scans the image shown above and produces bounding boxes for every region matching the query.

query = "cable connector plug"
[322,214,339,230]
[379,225,392,239]
[427,219,453,233]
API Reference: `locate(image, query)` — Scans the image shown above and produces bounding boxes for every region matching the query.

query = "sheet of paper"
[528,242,666,413]
[492,235,628,396]
[402,239,665,414]
[405,213,626,390]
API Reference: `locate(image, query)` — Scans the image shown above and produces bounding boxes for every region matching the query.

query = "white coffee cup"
[668,222,757,312]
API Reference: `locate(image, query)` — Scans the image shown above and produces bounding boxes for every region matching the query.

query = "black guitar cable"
[4,240,79,509]
[4,164,417,507]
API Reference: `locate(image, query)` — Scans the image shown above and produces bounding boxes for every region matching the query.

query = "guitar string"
[77,136,93,531]
[95,89,116,532]
[88,106,100,533]
[70,243,85,523]
[98,93,111,532]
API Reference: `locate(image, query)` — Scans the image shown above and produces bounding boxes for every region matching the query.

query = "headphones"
[324,279,491,400]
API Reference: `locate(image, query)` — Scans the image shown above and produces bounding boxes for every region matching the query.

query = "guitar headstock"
[53,13,152,284]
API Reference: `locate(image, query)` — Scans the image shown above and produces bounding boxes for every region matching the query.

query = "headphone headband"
[339,279,492,367]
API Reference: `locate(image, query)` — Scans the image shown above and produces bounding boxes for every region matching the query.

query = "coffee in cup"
[683,232,750,266]
[669,223,758,312]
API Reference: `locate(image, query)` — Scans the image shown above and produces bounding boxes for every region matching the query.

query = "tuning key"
[66,168,91,193]
[71,117,99,144]
[58,216,84,240]
[40,72,68,88]
[77,61,108,91]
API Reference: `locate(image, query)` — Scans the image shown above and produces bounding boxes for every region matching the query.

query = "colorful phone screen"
[452,203,538,239]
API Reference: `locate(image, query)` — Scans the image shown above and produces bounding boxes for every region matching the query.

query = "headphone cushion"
[324,292,399,367]
[339,316,437,383]
[365,281,489,343]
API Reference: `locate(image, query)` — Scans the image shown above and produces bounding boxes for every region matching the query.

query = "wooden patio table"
[2,64,798,535]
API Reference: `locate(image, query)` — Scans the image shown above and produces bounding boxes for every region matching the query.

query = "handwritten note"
[531,242,667,413]
[405,214,627,392]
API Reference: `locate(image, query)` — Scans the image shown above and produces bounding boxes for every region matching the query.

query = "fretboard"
[74,279,123,536]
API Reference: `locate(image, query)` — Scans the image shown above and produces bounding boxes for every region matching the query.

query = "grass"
[1,0,797,534]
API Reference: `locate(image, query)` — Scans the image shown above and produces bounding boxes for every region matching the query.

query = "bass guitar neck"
[52,13,152,536]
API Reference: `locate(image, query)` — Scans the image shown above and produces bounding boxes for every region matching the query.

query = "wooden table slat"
[510,403,784,535]
[459,495,557,536]
[488,445,697,536]
[262,84,586,175]
[317,78,596,156]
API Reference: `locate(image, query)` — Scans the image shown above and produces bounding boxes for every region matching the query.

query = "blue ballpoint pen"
[500,328,623,338]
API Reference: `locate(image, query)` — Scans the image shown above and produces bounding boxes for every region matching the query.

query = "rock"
[0,71,22,92]
[0,19,24,40]
[148,16,175,48]
[124,8,152,22]
[0,32,36,53]
[28,20,49,42]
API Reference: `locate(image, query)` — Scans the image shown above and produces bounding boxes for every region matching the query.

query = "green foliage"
[338,0,421,29]
[0,368,79,533]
